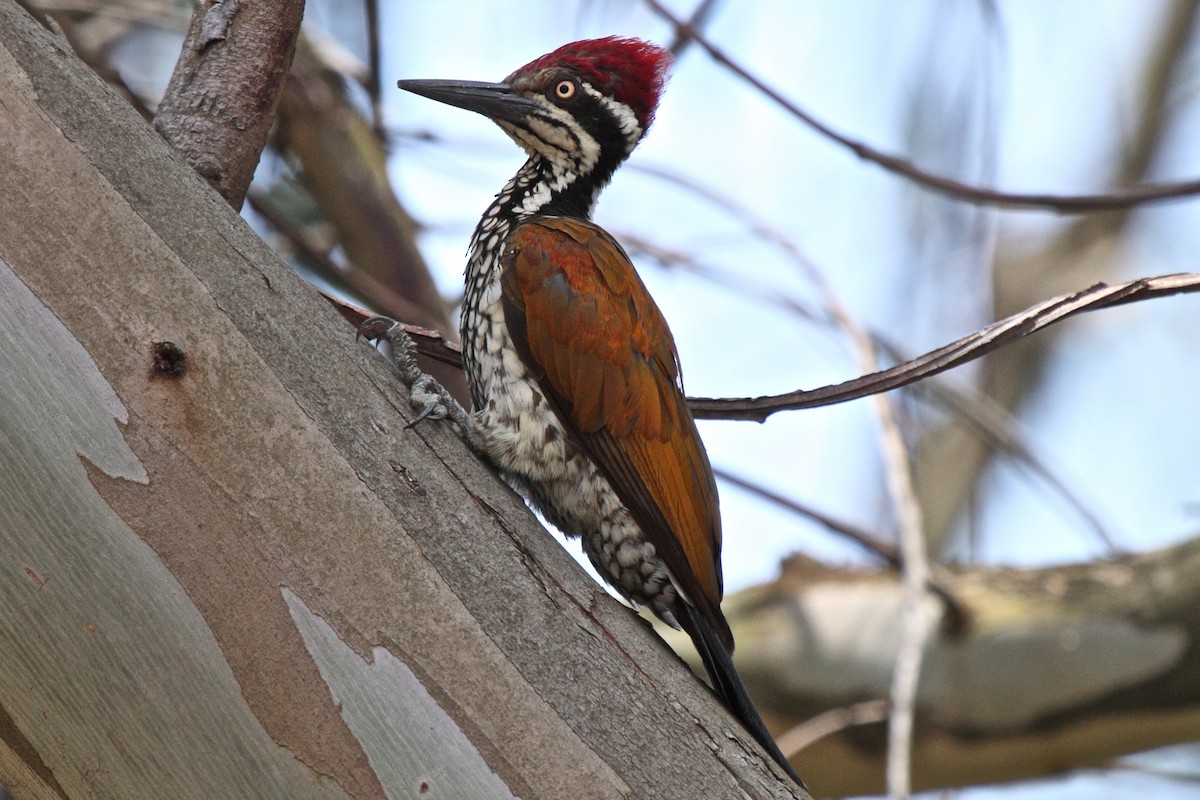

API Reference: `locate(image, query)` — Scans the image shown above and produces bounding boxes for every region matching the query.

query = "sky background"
[176,1,1200,796]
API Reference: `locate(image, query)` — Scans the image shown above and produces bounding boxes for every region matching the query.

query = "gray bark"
[153,0,306,208]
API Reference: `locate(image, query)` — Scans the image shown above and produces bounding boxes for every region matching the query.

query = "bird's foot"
[359,317,477,440]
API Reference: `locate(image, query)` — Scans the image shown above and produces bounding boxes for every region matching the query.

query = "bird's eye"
[552,80,577,101]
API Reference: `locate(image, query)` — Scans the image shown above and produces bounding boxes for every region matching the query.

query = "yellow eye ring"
[553,80,576,100]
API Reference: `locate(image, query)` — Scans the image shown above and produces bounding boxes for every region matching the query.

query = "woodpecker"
[389,37,803,786]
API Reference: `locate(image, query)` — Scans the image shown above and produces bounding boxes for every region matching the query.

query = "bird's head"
[400,37,671,200]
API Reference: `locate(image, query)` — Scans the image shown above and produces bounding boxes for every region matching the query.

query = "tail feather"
[677,602,806,789]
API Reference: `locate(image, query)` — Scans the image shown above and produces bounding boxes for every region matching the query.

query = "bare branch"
[153,0,304,208]
[843,281,931,800]
[689,273,1200,421]
[882,400,931,800]
[776,700,890,757]
[369,263,1197,465]
[364,0,384,139]
[644,0,1200,213]
[665,0,722,56]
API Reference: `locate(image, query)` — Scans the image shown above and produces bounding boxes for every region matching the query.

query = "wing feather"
[500,216,729,647]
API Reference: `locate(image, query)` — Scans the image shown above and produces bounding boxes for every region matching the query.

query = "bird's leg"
[358,317,480,446]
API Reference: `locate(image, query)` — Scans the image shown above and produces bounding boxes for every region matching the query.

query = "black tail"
[677,602,807,789]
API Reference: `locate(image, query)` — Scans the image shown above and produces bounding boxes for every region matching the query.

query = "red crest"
[511,37,672,130]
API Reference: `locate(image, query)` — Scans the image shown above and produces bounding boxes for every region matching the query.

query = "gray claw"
[408,375,450,424]
[361,319,478,444]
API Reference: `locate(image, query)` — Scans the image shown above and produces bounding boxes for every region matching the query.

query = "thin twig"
[364,0,384,140]
[688,273,1200,420]
[714,467,901,566]
[878,385,932,800]
[776,699,890,756]
[665,0,722,56]
[643,0,1200,213]
[805,223,932,799]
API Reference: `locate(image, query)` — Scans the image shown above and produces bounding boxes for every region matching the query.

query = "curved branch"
[689,273,1200,421]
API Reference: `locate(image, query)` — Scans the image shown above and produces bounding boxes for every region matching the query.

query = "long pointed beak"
[397,79,542,125]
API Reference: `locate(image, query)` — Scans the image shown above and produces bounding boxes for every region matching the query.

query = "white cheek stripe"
[582,84,643,145]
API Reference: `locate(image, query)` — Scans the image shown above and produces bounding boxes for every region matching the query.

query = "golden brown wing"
[500,216,729,647]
